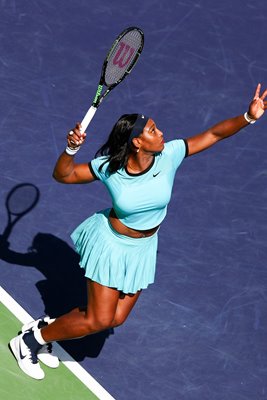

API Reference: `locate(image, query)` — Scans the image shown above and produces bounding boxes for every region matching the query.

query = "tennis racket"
[1,183,40,242]
[80,26,144,133]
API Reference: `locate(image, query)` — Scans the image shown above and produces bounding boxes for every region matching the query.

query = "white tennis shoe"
[9,333,45,380]
[22,316,60,369]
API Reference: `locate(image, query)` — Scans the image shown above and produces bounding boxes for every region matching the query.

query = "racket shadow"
[0,185,113,361]
[0,182,40,245]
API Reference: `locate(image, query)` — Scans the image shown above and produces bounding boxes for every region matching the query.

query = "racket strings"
[105,29,143,86]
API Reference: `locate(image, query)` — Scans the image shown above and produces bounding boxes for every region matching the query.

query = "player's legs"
[40,279,121,342]
[9,279,142,379]
[40,280,142,341]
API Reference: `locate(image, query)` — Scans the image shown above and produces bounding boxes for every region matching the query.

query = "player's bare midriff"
[109,208,159,238]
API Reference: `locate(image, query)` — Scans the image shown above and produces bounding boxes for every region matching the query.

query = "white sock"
[33,327,47,345]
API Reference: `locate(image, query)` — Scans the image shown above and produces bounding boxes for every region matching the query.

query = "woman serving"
[10,84,267,380]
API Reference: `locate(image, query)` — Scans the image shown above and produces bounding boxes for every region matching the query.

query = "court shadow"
[1,183,40,242]
[0,232,114,361]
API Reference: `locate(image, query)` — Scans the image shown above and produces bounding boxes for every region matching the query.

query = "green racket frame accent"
[93,84,104,106]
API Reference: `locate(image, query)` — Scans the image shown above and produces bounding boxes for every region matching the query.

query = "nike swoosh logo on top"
[153,172,161,177]
[19,343,27,360]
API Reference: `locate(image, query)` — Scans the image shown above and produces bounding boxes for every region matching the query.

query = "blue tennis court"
[1,1,267,399]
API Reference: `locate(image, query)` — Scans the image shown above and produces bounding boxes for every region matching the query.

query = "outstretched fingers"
[253,83,267,101]
[253,83,261,100]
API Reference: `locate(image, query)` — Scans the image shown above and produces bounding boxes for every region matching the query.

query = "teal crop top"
[89,139,187,230]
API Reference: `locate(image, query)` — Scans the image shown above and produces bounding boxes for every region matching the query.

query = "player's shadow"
[0,184,113,361]
[0,232,114,360]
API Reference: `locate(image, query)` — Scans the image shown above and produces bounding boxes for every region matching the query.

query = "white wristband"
[65,146,81,155]
[244,112,256,124]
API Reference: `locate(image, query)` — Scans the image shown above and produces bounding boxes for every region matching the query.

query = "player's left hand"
[248,83,267,120]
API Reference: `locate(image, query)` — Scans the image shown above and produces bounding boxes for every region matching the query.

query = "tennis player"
[9,84,267,379]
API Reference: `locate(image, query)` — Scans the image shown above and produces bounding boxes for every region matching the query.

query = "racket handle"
[80,106,97,133]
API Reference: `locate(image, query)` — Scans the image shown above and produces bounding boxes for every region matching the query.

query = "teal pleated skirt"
[70,209,158,294]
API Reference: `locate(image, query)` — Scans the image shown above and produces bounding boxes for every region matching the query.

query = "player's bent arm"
[186,114,249,156]
[53,152,96,184]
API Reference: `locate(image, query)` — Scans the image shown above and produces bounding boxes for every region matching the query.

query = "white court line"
[0,286,116,400]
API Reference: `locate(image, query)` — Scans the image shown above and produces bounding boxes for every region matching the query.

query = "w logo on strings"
[113,42,135,68]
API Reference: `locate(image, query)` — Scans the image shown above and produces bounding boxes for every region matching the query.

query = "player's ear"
[132,137,141,148]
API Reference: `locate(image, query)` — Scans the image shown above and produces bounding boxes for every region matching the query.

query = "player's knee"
[84,316,114,333]
[111,312,128,328]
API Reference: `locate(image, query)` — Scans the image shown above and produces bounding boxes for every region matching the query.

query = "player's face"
[138,119,164,152]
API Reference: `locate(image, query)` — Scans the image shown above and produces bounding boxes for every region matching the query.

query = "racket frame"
[94,26,144,107]
[80,26,144,132]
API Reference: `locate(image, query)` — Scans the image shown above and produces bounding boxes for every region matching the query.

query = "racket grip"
[80,106,97,133]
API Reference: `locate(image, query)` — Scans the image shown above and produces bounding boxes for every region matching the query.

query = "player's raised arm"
[186,83,267,157]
